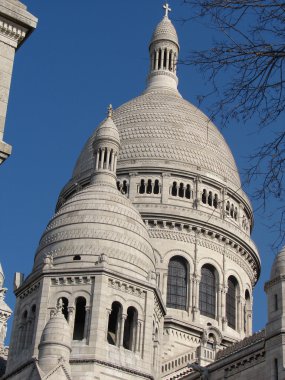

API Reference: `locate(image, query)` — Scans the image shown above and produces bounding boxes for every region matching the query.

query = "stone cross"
[163,3,171,17]
[108,104,113,118]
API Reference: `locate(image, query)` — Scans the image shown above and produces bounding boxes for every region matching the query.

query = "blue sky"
[1,0,279,340]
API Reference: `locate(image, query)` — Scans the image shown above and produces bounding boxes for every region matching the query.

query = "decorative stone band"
[0,17,27,46]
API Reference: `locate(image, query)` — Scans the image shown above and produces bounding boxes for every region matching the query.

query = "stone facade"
[0,0,37,164]
[2,3,285,380]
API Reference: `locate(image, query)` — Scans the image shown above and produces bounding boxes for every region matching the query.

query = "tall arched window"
[166,256,188,310]
[73,297,86,340]
[107,301,122,345]
[226,276,238,329]
[123,306,137,350]
[199,264,216,318]
[60,297,69,320]
[172,182,178,196]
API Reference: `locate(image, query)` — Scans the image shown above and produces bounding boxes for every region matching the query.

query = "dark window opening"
[139,179,145,194]
[154,179,160,194]
[107,301,121,345]
[122,180,128,194]
[123,306,137,350]
[167,256,188,310]
[208,191,213,206]
[226,201,230,214]
[275,294,278,311]
[158,49,162,69]
[163,49,167,69]
[199,265,216,318]
[73,255,81,261]
[185,184,191,199]
[274,358,279,380]
[213,194,218,209]
[60,297,69,321]
[202,189,207,204]
[230,204,234,218]
[226,276,237,329]
[179,183,184,198]
[169,51,173,70]
[172,182,177,196]
[73,297,86,340]
[146,179,152,194]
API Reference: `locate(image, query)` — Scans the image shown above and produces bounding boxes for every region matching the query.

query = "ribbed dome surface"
[151,16,179,46]
[34,183,155,279]
[39,312,72,350]
[73,89,241,188]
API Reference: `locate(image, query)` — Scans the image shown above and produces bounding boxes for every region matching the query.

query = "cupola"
[147,3,180,91]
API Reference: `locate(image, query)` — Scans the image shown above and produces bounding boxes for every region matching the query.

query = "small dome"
[34,183,155,280]
[39,311,72,351]
[94,112,120,147]
[150,16,179,47]
[270,246,285,279]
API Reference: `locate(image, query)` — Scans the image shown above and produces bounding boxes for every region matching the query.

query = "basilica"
[0,2,285,380]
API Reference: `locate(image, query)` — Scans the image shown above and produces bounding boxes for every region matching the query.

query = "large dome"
[72,88,241,188]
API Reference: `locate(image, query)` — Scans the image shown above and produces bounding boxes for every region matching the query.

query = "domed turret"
[270,246,285,279]
[38,299,72,374]
[33,107,155,280]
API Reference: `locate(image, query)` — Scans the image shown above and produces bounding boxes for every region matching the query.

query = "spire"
[146,3,180,92]
[91,105,120,187]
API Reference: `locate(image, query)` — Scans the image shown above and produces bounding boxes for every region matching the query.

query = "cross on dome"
[163,3,171,18]
[108,104,113,118]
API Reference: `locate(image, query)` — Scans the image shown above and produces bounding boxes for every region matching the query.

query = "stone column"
[128,172,138,201]
[119,314,127,347]
[84,306,91,341]
[162,173,171,204]
[192,277,200,322]
[220,286,228,331]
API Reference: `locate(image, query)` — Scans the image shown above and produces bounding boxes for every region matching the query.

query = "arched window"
[179,183,184,198]
[107,301,122,345]
[122,180,128,194]
[230,204,234,218]
[234,207,238,220]
[20,310,28,350]
[73,297,86,340]
[60,297,69,320]
[172,182,178,196]
[139,179,145,194]
[123,306,137,350]
[185,184,191,199]
[26,304,36,346]
[208,191,213,206]
[169,50,173,70]
[226,201,230,215]
[146,179,152,194]
[226,276,238,329]
[199,264,216,318]
[202,189,207,204]
[163,49,167,69]
[166,256,188,310]
[153,179,160,194]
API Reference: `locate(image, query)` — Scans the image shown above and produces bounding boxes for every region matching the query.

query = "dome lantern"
[147,3,180,92]
[91,104,120,187]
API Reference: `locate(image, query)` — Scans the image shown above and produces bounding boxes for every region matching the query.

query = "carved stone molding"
[108,278,146,299]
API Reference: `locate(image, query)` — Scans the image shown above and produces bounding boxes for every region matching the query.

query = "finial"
[108,104,113,118]
[163,3,171,18]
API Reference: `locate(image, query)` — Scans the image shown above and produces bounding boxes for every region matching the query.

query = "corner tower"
[0,0,37,164]
[5,108,166,380]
